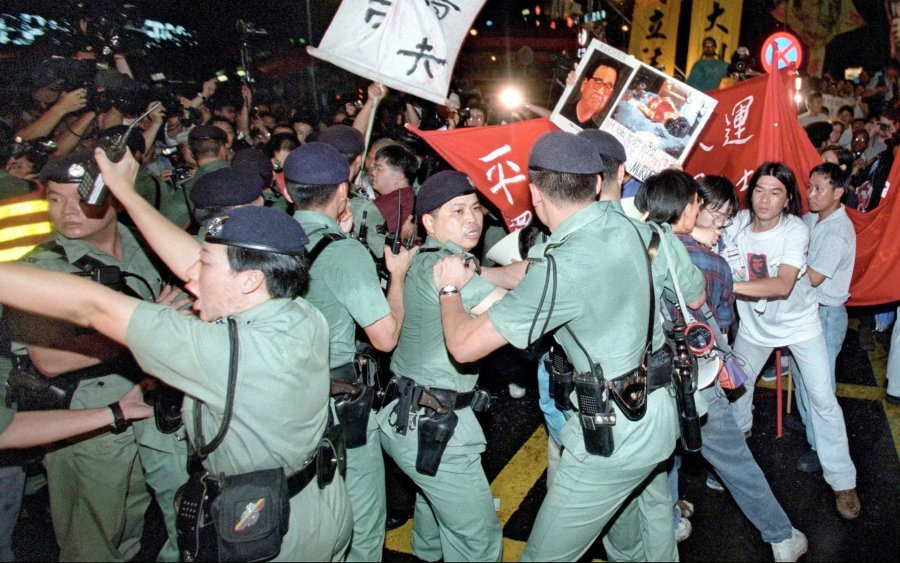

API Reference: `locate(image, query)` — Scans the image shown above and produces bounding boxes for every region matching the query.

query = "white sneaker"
[508,383,526,399]
[674,517,692,543]
[771,528,808,562]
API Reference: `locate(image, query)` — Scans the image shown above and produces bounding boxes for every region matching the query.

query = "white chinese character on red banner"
[478,144,526,205]
[723,96,754,146]
[734,168,755,192]
[508,210,532,229]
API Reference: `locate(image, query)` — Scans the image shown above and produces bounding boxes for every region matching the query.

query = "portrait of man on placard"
[558,49,632,129]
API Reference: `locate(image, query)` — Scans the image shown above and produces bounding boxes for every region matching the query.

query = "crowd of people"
[0,35,897,563]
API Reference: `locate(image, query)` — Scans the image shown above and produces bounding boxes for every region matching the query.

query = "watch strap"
[108,401,127,431]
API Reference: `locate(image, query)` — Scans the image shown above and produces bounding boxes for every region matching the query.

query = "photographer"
[15,62,90,143]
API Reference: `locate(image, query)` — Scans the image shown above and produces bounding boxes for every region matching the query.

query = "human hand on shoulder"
[432,253,475,291]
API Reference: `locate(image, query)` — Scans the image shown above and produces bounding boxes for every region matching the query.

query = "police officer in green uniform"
[174,125,231,229]
[317,125,385,255]
[283,141,414,561]
[578,129,708,560]
[190,167,266,235]
[0,147,354,560]
[433,132,703,562]
[230,147,290,214]
[376,170,526,562]
[4,152,190,561]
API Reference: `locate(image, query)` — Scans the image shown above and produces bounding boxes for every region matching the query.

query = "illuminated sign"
[0,12,197,48]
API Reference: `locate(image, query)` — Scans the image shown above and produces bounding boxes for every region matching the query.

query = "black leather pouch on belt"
[331,363,373,449]
[416,408,458,476]
[574,369,616,457]
[152,383,185,434]
[210,468,290,562]
[546,347,574,411]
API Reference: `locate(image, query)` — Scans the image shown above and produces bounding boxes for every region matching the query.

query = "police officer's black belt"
[385,376,490,414]
[330,363,362,396]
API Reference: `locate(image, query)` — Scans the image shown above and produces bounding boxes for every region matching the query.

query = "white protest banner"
[307,1,485,105]
[551,39,717,181]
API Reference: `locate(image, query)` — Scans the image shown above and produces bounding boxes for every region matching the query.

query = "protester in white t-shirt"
[789,163,857,473]
[721,162,860,521]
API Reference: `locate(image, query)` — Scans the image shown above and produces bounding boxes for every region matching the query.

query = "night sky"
[0,1,891,96]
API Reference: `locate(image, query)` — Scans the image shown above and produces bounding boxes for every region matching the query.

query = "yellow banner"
[628,0,683,76]
[686,0,744,76]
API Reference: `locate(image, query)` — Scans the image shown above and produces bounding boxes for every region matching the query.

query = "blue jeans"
[888,305,900,397]
[537,353,566,448]
[697,384,793,543]
[0,466,25,562]
[793,304,847,449]
[733,332,857,491]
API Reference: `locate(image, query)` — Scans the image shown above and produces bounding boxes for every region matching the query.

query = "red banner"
[684,69,821,212]
[408,118,559,230]
[846,160,899,306]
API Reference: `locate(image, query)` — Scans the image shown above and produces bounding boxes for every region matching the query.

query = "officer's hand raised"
[384,245,418,281]
[94,146,139,197]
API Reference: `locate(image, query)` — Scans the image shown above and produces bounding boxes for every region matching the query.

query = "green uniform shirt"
[0,171,36,199]
[349,191,386,259]
[7,224,174,449]
[296,210,390,369]
[390,236,496,392]
[686,58,729,92]
[126,298,331,475]
[599,200,705,352]
[174,159,230,228]
[0,402,13,435]
[488,202,654,378]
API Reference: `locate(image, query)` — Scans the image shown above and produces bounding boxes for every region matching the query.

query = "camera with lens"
[170,166,194,188]
[457,107,471,121]
[728,47,755,81]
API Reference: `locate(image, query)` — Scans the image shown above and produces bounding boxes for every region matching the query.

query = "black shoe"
[385,510,410,531]
[886,393,900,405]
[783,415,806,432]
[797,450,822,473]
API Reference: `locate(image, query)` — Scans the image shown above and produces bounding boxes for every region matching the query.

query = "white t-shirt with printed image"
[722,210,821,347]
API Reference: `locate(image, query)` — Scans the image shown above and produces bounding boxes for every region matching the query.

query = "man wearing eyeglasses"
[569,62,619,127]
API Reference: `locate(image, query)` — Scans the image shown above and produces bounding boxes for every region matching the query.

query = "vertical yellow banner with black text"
[686,0,744,75]
[628,0,683,76]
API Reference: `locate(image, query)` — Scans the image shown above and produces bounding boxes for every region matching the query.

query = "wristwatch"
[108,401,128,432]
[439,284,459,297]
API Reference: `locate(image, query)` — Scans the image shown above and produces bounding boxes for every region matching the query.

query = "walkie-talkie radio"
[78,103,161,206]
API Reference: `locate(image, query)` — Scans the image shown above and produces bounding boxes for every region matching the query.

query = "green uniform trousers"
[378,406,502,562]
[44,428,149,562]
[344,415,386,562]
[521,389,678,562]
[135,437,188,562]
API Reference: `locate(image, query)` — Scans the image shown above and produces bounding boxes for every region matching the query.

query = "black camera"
[728,47,755,81]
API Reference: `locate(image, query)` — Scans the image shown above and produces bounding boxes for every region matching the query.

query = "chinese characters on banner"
[552,39,717,182]
[408,118,559,230]
[307,0,486,105]
[683,69,820,212]
[685,0,744,77]
[628,0,682,74]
